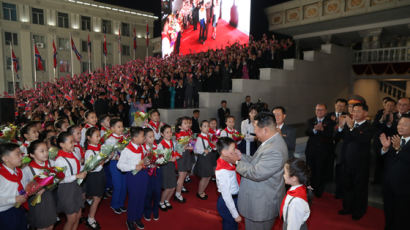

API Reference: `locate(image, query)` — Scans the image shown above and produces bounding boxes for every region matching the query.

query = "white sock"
[88,217,95,223]
[175,192,181,197]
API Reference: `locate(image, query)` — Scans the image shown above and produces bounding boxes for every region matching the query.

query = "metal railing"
[353,47,409,64]
[379,81,406,99]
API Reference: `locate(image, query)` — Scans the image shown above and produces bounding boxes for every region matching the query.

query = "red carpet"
[178,20,249,55]
[56,176,384,230]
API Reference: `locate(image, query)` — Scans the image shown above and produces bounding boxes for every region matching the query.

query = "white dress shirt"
[54,154,81,183]
[215,163,240,219]
[220,128,242,145]
[241,119,255,156]
[381,136,410,155]
[282,185,310,230]
[73,144,83,162]
[199,7,206,21]
[145,122,162,141]
[20,141,30,156]
[84,146,105,172]
[21,161,54,185]
[194,133,215,155]
[105,134,123,158]
[117,142,143,172]
[80,127,87,147]
[0,165,28,212]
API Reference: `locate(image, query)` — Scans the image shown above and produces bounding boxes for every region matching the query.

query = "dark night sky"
[94,1,290,39]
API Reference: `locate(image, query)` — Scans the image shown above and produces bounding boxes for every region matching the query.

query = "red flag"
[34,43,44,71]
[70,37,82,61]
[11,48,18,73]
[52,40,57,68]
[103,34,107,56]
[146,24,149,46]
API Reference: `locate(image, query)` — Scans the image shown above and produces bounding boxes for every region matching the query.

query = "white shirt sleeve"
[80,128,87,147]
[215,170,239,219]
[194,137,205,155]
[117,148,140,172]
[220,130,228,137]
[55,157,77,183]
[286,197,310,230]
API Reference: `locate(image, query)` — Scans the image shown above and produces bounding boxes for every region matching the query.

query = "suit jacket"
[241,102,252,120]
[237,133,288,221]
[280,124,296,157]
[191,117,200,134]
[383,141,410,195]
[305,117,335,157]
[218,107,230,128]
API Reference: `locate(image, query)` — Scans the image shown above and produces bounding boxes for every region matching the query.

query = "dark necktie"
[401,139,406,149]
[354,123,359,129]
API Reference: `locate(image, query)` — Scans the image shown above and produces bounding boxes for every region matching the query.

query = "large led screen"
[161,0,250,57]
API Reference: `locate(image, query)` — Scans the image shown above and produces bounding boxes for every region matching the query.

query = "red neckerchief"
[56,150,80,174]
[87,144,101,152]
[216,158,240,185]
[0,165,24,193]
[198,133,216,150]
[74,143,85,159]
[209,129,219,142]
[142,141,157,152]
[101,126,107,131]
[187,129,193,136]
[160,139,181,169]
[224,127,237,135]
[84,124,94,129]
[126,143,144,159]
[280,185,308,219]
[149,120,160,133]
[22,141,30,147]
[28,160,52,172]
[108,134,124,143]
[175,130,190,140]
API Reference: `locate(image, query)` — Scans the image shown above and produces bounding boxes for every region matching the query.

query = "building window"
[32,8,44,25]
[121,23,130,36]
[35,59,45,71]
[81,40,91,52]
[57,12,69,28]
[81,62,92,73]
[33,35,45,47]
[2,3,17,21]
[81,16,91,31]
[122,45,130,56]
[7,82,20,94]
[5,32,18,45]
[58,38,69,50]
[59,60,70,72]
[102,19,111,34]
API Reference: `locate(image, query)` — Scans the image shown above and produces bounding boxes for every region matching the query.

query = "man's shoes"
[112,207,122,215]
[338,209,351,215]
[120,207,127,213]
[126,220,136,230]
[135,221,144,229]
[159,202,167,211]
[196,193,208,200]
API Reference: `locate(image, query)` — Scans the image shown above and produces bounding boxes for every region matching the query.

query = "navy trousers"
[127,170,149,222]
[144,168,162,219]
[217,196,238,230]
[0,207,27,230]
[110,160,127,209]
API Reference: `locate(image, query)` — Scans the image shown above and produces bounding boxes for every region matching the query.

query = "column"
[20,30,34,88]
[92,34,102,70]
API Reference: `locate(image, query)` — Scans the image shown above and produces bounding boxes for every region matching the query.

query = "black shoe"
[112,207,122,215]
[211,177,216,182]
[165,201,173,209]
[86,219,101,230]
[143,215,151,221]
[174,195,186,203]
[352,214,364,220]
[181,187,189,193]
[126,220,136,230]
[159,202,167,211]
[184,177,191,183]
[120,207,127,213]
[196,193,208,200]
[153,215,159,221]
[135,221,144,229]
[105,190,112,198]
[338,209,351,215]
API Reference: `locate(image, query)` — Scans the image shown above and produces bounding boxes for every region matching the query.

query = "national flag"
[11,48,18,73]
[146,24,149,46]
[34,43,44,71]
[133,27,137,51]
[64,94,72,101]
[103,34,107,56]
[52,40,57,68]
[70,37,82,61]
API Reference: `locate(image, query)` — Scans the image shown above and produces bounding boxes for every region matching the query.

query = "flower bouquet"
[16,166,66,207]
[232,132,245,142]
[77,152,109,185]
[100,130,113,144]
[153,148,173,165]
[21,155,32,165]
[131,149,158,175]
[113,136,130,153]
[133,111,149,126]
[0,124,18,143]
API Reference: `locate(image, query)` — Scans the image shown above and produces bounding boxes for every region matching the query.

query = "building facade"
[0,0,157,94]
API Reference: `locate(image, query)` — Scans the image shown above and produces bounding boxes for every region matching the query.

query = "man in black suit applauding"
[218,100,230,129]
[191,109,200,134]
[272,106,296,159]
[241,96,252,120]
[305,104,334,197]
[337,103,373,220]
[380,114,410,230]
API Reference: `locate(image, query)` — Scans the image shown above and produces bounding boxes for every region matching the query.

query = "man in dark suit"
[218,100,230,129]
[93,92,109,117]
[380,114,410,230]
[191,109,200,134]
[305,104,334,197]
[272,106,296,159]
[337,103,373,220]
[391,97,410,134]
[241,96,252,120]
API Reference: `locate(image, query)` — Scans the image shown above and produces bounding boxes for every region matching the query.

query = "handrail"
[353,46,409,64]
